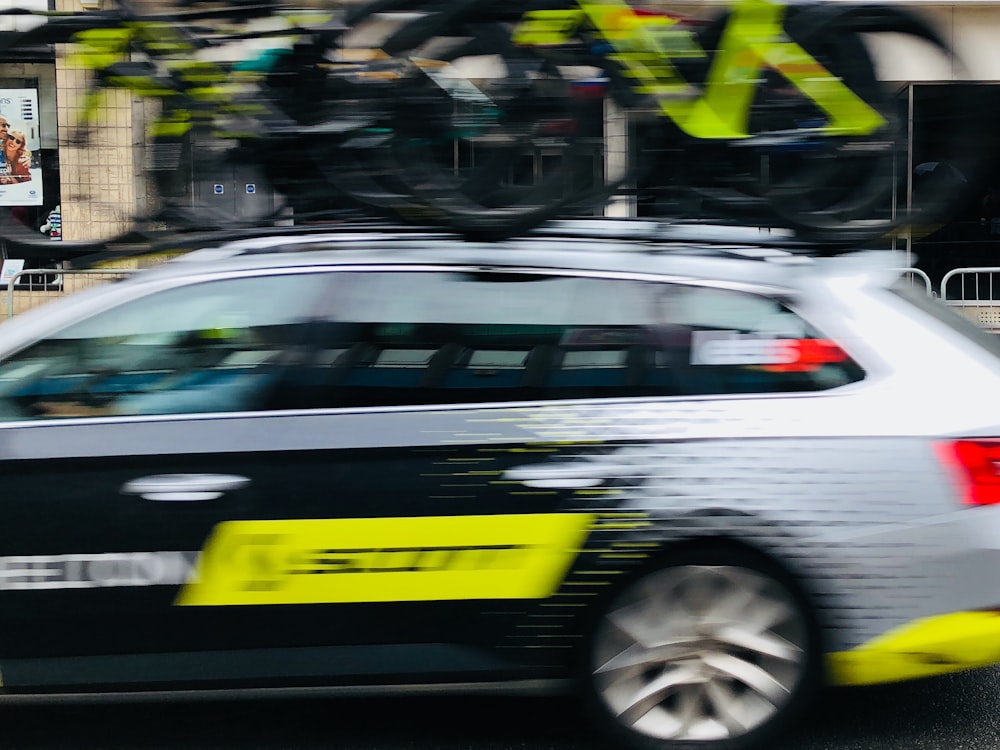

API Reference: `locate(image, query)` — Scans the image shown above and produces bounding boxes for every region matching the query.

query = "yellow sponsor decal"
[829,611,1000,686]
[512,10,585,45]
[511,0,883,140]
[178,513,595,607]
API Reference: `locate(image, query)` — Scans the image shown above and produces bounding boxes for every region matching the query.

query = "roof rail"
[529,218,873,255]
[532,218,803,243]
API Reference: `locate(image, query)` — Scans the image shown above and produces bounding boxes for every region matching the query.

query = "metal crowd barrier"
[893,268,934,296]
[941,267,1000,332]
[4,268,139,319]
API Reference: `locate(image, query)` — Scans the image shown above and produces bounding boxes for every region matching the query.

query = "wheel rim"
[591,564,809,742]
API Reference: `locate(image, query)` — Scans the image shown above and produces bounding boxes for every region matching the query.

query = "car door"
[0,268,333,691]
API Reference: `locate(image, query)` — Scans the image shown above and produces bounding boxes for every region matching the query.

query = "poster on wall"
[0,89,42,207]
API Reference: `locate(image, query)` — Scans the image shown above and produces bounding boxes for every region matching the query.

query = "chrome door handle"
[503,463,630,489]
[121,474,251,502]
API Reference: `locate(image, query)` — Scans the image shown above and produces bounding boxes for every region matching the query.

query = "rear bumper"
[828,610,1000,686]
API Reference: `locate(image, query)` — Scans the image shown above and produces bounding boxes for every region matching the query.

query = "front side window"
[0,272,328,420]
[289,270,864,409]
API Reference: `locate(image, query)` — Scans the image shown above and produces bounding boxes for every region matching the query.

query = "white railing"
[940,267,1000,331]
[4,268,139,319]
[893,268,934,296]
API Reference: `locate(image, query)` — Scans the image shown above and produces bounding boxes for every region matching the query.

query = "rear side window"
[288,271,864,408]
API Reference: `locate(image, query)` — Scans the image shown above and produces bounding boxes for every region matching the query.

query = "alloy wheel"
[590,563,811,744]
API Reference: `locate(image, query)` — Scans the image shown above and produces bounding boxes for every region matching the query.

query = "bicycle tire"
[720,5,975,244]
[146,2,390,230]
[90,3,365,236]
[672,15,895,236]
[230,0,449,226]
[337,2,617,240]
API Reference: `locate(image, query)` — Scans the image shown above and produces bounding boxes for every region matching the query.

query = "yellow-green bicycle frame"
[513,0,886,140]
[64,22,253,141]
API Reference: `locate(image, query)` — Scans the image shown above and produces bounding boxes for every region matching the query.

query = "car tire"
[583,547,821,750]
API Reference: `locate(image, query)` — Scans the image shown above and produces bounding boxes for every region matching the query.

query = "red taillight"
[760,339,849,373]
[936,440,1000,506]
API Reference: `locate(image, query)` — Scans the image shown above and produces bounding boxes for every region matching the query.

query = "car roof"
[122,219,897,293]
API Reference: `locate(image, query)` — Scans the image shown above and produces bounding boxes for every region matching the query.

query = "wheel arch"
[570,522,836,675]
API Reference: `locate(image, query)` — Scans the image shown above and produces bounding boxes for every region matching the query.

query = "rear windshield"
[890,283,1000,360]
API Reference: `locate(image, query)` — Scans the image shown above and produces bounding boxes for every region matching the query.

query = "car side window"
[0,272,328,420]
[288,270,864,409]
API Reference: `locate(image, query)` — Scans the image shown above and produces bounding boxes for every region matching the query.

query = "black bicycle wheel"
[148,3,395,231]
[144,13,305,232]
[244,1,445,225]
[353,8,612,239]
[704,6,976,244]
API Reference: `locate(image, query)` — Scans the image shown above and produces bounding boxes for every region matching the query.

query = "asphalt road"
[0,666,997,749]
